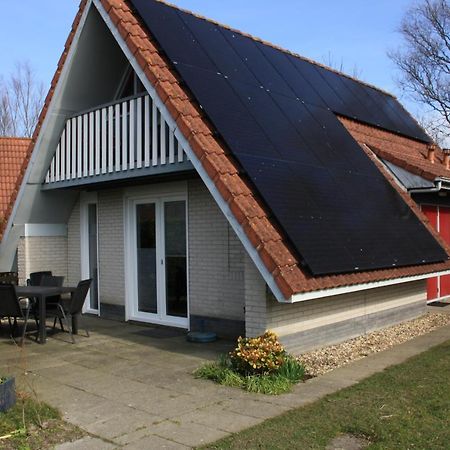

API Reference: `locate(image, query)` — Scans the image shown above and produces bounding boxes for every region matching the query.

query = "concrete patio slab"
[56,436,117,450]
[174,404,262,433]
[122,434,190,449]
[150,419,230,448]
[0,314,449,449]
[220,397,292,419]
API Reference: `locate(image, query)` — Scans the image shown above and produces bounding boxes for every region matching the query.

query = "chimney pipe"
[427,144,437,163]
[444,148,450,170]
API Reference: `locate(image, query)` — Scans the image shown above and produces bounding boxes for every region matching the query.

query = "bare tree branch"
[417,113,450,145]
[390,0,450,140]
[321,51,364,80]
[0,62,44,138]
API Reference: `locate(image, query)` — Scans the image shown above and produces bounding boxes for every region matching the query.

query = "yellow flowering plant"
[229,331,287,376]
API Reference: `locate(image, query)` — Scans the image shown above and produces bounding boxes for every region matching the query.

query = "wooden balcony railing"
[44,94,191,186]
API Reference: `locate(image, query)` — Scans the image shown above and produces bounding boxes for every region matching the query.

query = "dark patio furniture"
[27,271,52,286]
[0,272,18,286]
[37,275,65,329]
[0,284,31,346]
[48,279,92,344]
[26,271,54,321]
[15,285,78,344]
[40,275,65,302]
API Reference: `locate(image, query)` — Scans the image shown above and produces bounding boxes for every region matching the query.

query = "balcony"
[43,94,193,189]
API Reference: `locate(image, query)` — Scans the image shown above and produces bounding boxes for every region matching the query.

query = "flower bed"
[195,331,305,395]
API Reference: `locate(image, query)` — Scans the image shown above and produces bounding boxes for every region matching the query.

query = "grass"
[0,392,84,450]
[195,354,305,395]
[200,340,450,449]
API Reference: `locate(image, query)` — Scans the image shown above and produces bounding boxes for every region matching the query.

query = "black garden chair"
[25,271,54,319]
[27,271,53,287]
[0,284,31,346]
[47,279,92,344]
[40,275,65,302]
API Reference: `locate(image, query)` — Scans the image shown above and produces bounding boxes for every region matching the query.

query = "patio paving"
[0,310,449,449]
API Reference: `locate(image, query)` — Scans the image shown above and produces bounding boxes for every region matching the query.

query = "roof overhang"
[286,269,450,303]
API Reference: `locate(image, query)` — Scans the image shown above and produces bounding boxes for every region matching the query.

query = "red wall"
[422,205,450,300]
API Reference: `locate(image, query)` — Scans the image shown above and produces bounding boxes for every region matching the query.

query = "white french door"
[80,192,100,315]
[125,192,189,328]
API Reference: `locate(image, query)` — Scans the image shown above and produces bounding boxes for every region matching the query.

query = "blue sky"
[0,0,420,114]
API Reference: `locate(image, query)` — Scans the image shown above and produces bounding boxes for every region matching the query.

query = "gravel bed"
[298,312,450,377]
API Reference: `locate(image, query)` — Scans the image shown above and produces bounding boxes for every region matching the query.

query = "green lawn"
[0,393,83,450]
[202,340,450,450]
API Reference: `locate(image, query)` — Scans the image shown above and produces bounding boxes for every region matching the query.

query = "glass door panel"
[164,201,187,318]
[88,204,99,311]
[136,203,158,314]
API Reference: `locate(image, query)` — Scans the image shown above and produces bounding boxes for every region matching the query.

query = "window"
[116,66,146,100]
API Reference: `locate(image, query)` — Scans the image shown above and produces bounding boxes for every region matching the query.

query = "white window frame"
[80,191,101,315]
[124,183,189,328]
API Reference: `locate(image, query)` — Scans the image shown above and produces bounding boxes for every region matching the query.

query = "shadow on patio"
[0,316,260,447]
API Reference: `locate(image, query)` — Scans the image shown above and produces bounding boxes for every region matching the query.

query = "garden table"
[15,286,78,344]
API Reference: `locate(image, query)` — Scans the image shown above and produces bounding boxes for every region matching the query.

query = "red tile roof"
[339,117,450,181]
[11,0,450,299]
[0,137,31,240]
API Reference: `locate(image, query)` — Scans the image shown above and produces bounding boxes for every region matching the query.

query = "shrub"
[229,331,287,376]
[195,331,306,395]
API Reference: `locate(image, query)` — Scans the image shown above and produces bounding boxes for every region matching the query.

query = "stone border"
[298,311,450,377]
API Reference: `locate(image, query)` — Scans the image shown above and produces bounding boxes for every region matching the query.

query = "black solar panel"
[130,0,447,275]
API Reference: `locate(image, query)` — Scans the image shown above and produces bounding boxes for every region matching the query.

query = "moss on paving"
[0,394,84,450]
[201,340,450,450]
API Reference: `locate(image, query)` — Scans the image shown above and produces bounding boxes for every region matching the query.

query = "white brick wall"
[244,253,267,337]
[266,280,426,333]
[18,236,68,284]
[98,188,125,306]
[67,198,81,286]
[188,179,245,321]
[267,280,426,353]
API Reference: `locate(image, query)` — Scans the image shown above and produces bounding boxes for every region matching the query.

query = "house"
[1,0,450,353]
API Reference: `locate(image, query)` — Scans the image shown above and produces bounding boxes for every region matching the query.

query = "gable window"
[116,66,146,100]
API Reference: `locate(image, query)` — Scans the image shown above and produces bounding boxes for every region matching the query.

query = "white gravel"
[298,312,450,377]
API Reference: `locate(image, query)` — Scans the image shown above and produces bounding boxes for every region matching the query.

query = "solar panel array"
[130,0,447,275]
